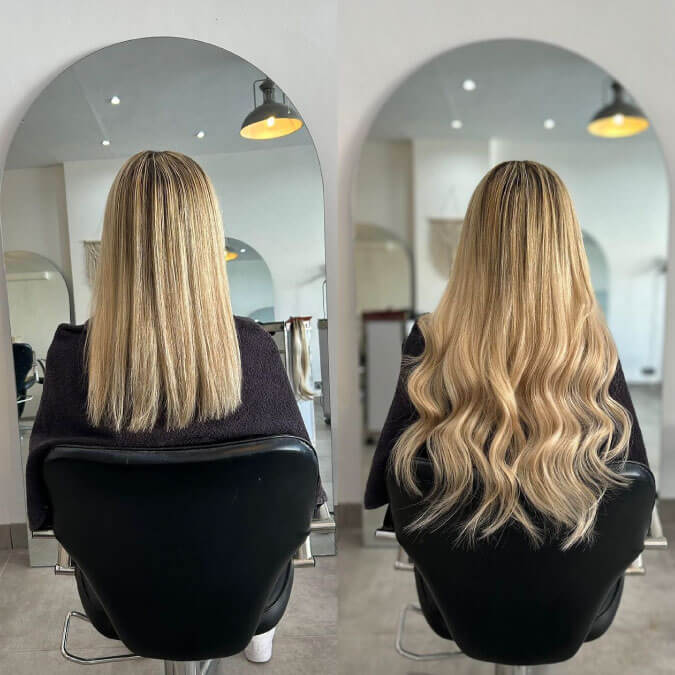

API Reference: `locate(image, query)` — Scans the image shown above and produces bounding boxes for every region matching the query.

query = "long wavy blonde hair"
[392,160,631,549]
[86,150,242,432]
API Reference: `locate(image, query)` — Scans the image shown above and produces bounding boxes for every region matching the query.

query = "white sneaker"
[244,627,276,663]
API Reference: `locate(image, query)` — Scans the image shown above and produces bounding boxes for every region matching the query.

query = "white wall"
[0,166,73,316]
[353,140,412,245]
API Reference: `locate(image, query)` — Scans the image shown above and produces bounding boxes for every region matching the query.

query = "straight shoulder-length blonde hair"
[86,150,242,432]
[391,160,632,549]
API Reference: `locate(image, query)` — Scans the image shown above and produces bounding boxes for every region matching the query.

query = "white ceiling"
[369,39,658,145]
[6,37,313,170]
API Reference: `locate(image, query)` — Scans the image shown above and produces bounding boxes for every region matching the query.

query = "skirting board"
[0,523,28,550]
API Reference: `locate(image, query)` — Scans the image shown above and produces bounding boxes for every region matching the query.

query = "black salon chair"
[386,459,655,673]
[42,435,319,674]
[12,342,39,417]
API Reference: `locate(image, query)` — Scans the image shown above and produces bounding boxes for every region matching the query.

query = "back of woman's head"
[392,160,631,549]
[87,150,242,432]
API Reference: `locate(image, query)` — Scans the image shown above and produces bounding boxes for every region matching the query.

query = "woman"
[26,150,323,663]
[365,160,647,550]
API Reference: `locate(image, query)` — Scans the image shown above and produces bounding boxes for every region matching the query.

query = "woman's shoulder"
[404,316,427,357]
[48,322,87,357]
[234,316,278,353]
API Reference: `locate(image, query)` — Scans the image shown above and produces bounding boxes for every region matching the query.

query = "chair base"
[164,660,215,675]
[61,610,215,674]
[395,603,462,661]
[396,604,551,674]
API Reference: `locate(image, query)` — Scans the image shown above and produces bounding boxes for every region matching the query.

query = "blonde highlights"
[392,161,631,549]
[86,150,242,432]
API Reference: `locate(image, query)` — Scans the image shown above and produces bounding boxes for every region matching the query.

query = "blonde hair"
[290,318,314,400]
[86,150,242,432]
[392,161,631,549]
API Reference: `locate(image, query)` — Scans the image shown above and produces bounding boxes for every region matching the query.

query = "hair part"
[86,150,242,432]
[391,160,631,550]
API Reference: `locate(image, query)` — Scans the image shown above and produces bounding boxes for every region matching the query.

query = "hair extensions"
[86,150,242,431]
[290,318,314,401]
[391,160,632,549]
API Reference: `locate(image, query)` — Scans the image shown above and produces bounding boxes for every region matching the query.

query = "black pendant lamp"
[240,78,303,140]
[587,81,649,138]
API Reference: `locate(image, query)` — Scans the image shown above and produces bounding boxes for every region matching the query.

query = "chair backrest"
[43,435,318,661]
[387,460,655,666]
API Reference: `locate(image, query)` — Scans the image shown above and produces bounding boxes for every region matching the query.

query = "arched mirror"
[0,37,334,564]
[353,38,669,544]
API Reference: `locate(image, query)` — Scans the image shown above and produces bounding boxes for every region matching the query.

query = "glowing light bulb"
[266,116,276,127]
[109,95,121,105]
[544,119,556,130]
[196,130,206,139]
[462,79,477,91]
[613,113,625,126]
[101,139,110,146]
[451,119,463,129]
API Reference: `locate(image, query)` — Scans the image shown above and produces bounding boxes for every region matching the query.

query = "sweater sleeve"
[364,322,425,509]
[609,359,649,466]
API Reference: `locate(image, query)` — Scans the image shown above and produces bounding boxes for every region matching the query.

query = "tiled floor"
[338,502,675,674]
[0,549,336,674]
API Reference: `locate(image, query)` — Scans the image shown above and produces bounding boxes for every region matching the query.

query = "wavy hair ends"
[391,160,632,550]
[86,150,242,432]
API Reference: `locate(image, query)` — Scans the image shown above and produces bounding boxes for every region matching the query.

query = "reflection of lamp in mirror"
[588,81,649,138]
[240,78,303,140]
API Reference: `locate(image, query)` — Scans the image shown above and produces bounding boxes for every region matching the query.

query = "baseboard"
[335,502,362,530]
[0,523,28,550]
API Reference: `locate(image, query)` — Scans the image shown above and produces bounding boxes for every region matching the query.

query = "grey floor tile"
[0,648,161,674]
[0,547,336,671]
[216,636,336,674]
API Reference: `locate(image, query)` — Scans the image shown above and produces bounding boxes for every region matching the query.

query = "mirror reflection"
[349,41,669,670]
[0,37,334,573]
[354,40,668,543]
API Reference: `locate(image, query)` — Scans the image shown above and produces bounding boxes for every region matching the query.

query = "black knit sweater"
[365,321,650,510]
[27,316,323,531]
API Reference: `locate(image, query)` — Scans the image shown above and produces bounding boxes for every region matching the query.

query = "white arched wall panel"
[0,1,337,525]
[340,0,675,503]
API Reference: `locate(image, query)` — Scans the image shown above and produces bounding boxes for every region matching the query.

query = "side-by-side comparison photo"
[0,2,674,675]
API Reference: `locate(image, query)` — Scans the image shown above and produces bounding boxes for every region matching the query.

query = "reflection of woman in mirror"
[366,160,648,549]
[26,150,325,664]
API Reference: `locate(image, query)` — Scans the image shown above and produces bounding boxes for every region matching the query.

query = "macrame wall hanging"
[427,217,463,278]
[83,241,102,286]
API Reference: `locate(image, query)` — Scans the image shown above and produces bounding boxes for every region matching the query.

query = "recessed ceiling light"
[240,248,247,253]
[101,139,111,146]
[462,79,477,91]
[196,130,206,139]
[544,118,556,130]
[451,119,463,130]
[109,95,121,105]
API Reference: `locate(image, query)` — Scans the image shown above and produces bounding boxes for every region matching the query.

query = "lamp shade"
[240,78,303,140]
[588,81,649,138]
[225,249,238,262]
